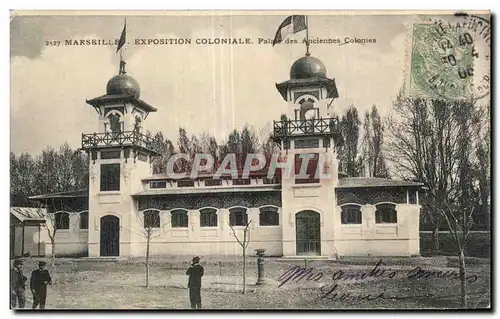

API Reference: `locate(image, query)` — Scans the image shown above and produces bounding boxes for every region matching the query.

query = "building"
[29,54,423,258]
[10,207,47,258]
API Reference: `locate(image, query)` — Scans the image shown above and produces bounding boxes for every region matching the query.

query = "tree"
[10,152,36,207]
[150,131,174,174]
[130,210,171,288]
[228,220,253,294]
[361,105,390,178]
[387,97,468,251]
[339,105,361,177]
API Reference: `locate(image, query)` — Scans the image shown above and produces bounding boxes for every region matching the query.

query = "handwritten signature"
[277,259,479,302]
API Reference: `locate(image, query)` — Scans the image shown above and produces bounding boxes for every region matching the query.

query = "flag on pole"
[272,15,307,46]
[116,20,127,52]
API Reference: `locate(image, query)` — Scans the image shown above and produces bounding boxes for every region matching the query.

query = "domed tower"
[274,54,341,258]
[82,60,159,258]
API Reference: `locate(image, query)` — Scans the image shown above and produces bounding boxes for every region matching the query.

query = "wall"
[48,212,89,257]
[129,207,283,257]
[334,203,421,256]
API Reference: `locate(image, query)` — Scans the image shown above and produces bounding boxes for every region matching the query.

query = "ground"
[13,256,490,310]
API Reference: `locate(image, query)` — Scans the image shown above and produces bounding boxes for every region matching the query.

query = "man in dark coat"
[11,259,27,309]
[186,256,204,309]
[30,261,52,309]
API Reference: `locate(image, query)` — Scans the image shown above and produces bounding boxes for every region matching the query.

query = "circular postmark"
[410,13,490,100]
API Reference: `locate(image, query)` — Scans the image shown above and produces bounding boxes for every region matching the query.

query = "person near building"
[10,259,27,309]
[186,256,204,309]
[30,261,52,309]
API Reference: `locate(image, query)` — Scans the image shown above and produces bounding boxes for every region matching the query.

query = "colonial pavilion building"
[22,53,423,259]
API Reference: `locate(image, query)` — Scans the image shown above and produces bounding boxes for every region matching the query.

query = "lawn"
[13,256,491,310]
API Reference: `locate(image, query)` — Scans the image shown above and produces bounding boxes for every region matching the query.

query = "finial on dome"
[119,60,127,75]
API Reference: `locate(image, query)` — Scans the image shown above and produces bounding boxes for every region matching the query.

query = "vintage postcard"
[10,10,491,310]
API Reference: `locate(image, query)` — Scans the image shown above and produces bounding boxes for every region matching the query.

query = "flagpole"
[305,15,310,56]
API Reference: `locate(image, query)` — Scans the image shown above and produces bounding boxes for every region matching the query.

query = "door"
[295,211,321,256]
[100,215,120,256]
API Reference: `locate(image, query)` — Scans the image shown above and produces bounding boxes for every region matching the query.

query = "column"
[188,210,200,241]
[361,205,376,239]
[247,207,260,227]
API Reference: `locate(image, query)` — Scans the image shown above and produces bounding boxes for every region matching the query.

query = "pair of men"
[11,260,52,309]
[186,256,204,309]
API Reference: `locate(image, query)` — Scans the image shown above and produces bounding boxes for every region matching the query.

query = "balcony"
[81,131,159,155]
[272,117,341,140]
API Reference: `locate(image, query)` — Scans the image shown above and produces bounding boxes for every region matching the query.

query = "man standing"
[11,259,27,309]
[30,261,52,309]
[186,256,204,309]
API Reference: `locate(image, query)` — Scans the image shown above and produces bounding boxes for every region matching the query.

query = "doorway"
[295,211,321,256]
[100,215,120,256]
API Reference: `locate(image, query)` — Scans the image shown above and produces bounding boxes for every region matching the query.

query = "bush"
[420,232,490,258]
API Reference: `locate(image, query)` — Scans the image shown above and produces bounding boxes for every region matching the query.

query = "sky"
[9,11,485,155]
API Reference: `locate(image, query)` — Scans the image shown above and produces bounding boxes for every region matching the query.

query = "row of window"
[149,178,280,189]
[52,204,398,231]
[143,207,279,228]
[54,212,88,230]
[341,204,398,224]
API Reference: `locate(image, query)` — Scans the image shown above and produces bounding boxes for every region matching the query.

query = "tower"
[273,54,341,257]
[82,60,159,257]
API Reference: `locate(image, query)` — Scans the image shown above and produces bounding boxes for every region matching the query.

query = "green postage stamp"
[409,14,490,100]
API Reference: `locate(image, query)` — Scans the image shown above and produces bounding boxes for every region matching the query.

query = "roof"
[86,93,158,112]
[337,177,424,189]
[10,207,46,222]
[132,184,281,197]
[29,189,88,200]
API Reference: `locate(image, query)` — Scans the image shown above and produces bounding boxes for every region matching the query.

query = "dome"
[106,74,141,98]
[290,55,327,79]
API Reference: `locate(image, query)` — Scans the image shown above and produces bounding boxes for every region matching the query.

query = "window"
[341,205,362,224]
[408,191,417,204]
[100,164,120,191]
[150,181,167,189]
[259,207,279,226]
[294,153,320,184]
[55,212,70,229]
[263,178,278,184]
[375,204,398,224]
[233,179,251,186]
[79,212,89,229]
[200,208,218,227]
[177,180,195,188]
[229,208,248,226]
[109,114,121,133]
[171,210,188,228]
[144,210,161,228]
[205,179,222,186]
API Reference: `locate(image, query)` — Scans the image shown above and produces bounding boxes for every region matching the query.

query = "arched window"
[200,208,217,227]
[144,210,161,228]
[109,114,121,133]
[171,209,188,228]
[259,207,279,226]
[375,204,397,224]
[55,212,70,229]
[341,205,362,224]
[229,207,248,226]
[79,212,89,229]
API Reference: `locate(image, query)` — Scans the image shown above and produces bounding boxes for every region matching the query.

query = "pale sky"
[10,12,472,155]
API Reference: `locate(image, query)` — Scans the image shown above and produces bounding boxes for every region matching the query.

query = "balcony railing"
[273,117,340,139]
[81,131,156,152]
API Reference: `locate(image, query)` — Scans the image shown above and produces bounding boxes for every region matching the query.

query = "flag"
[273,15,307,46]
[116,20,127,52]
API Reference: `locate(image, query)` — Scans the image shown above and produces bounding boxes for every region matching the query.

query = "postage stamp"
[408,13,490,100]
[9,10,491,310]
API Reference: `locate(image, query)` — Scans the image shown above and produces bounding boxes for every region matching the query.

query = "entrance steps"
[281,255,337,260]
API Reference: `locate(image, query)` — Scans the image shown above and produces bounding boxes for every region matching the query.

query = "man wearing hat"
[30,261,52,309]
[186,256,204,309]
[11,259,27,309]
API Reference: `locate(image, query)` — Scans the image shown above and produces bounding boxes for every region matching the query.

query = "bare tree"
[228,220,253,294]
[431,200,476,308]
[129,209,171,288]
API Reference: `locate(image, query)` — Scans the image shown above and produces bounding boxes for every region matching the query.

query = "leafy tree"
[339,105,361,177]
